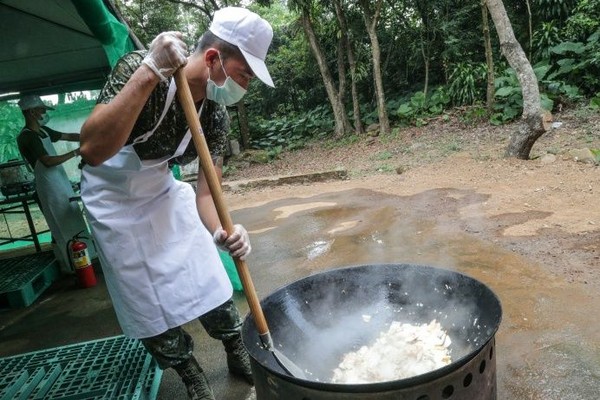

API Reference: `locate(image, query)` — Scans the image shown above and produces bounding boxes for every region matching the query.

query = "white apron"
[80,79,232,339]
[35,131,96,273]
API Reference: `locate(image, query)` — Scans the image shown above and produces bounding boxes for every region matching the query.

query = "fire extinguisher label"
[73,250,90,269]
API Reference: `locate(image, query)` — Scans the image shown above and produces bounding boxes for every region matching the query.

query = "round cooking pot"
[242,263,502,399]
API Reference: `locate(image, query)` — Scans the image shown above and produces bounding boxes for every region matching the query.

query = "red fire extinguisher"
[68,232,97,288]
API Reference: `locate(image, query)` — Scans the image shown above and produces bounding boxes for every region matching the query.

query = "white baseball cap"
[209,7,274,87]
[18,95,54,111]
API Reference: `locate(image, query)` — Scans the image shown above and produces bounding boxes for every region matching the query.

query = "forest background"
[0,0,599,169]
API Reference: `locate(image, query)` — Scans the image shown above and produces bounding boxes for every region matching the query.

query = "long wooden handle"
[174,70,270,336]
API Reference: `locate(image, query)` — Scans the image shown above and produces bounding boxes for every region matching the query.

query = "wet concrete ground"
[1,186,599,399]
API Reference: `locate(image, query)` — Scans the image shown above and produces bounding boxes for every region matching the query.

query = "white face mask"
[37,112,50,126]
[206,53,247,106]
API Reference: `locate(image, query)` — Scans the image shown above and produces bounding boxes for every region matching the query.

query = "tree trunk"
[336,36,347,104]
[481,1,495,113]
[415,0,432,98]
[300,8,351,137]
[348,46,365,136]
[485,0,551,159]
[236,102,250,150]
[332,0,364,135]
[525,0,533,60]
[421,41,429,97]
[358,0,390,136]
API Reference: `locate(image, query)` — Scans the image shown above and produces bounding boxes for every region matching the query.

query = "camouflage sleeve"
[97,51,145,104]
[201,101,230,158]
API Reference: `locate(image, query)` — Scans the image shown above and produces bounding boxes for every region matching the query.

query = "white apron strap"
[173,100,204,158]
[133,78,177,145]
[133,78,202,163]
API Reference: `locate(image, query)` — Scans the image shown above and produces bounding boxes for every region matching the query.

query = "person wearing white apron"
[79,8,275,400]
[16,95,96,273]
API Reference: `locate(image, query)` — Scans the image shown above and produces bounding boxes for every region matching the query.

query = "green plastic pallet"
[0,251,59,308]
[0,335,162,400]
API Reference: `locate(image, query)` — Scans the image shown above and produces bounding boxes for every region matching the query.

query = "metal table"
[0,191,48,252]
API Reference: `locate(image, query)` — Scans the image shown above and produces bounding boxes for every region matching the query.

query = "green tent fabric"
[0,0,141,97]
[71,0,135,67]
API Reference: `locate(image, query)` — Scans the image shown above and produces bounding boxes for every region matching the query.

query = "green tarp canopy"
[0,0,143,98]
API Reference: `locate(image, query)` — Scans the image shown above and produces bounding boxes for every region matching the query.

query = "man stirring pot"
[79,7,274,400]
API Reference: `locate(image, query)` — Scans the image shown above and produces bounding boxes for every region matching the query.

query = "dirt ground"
[219,108,599,399]
[0,107,597,399]
[225,107,600,287]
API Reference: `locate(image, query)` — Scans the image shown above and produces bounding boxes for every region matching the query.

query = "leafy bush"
[563,0,600,41]
[532,21,562,62]
[447,62,487,106]
[248,104,334,150]
[395,88,450,127]
[548,30,600,96]
[490,62,580,125]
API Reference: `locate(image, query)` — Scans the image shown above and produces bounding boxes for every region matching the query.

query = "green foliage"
[490,60,585,125]
[491,68,526,125]
[107,0,600,151]
[590,93,600,109]
[447,63,487,106]
[248,104,334,151]
[0,101,22,162]
[395,88,450,127]
[459,105,489,126]
[532,22,562,61]
[563,0,600,41]
[114,0,206,48]
[534,0,578,23]
[548,30,600,95]
[266,145,283,161]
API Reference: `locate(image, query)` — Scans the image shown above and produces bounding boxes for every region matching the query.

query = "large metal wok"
[242,263,502,399]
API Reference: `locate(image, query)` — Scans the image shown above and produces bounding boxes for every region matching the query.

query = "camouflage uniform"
[97,50,228,165]
[98,51,248,378]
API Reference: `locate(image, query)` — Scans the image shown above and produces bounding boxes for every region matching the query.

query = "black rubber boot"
[173,357,215,400]
[223,336,254,385]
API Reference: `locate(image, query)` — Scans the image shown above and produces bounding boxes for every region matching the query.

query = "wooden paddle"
[174,70,305,379]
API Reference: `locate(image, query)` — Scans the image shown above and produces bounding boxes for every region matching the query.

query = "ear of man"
[204,48,221,69]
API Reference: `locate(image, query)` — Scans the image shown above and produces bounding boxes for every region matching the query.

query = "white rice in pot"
[331,319,452,384]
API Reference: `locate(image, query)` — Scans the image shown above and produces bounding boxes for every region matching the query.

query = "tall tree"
[357,0,390,135]
[481,0,495,112]
[290,1,351,137]
[486,0,551,159]
[332,0,364,135]
[413,0,437,98]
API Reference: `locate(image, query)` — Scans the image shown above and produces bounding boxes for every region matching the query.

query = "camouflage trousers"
[140,298,242,369]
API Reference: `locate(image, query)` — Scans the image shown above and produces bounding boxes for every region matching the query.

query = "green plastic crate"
[0,251,59,308]
[0,335,162,400]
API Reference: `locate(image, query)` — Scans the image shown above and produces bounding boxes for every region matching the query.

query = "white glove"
[142,31,188,82]
[213,224,252,260]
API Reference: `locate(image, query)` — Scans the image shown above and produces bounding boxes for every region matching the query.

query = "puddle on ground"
[232,187,600,400]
